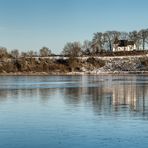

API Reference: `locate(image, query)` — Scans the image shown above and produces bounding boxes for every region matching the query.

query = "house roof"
[114,38,135,47]
[118,40,128,47]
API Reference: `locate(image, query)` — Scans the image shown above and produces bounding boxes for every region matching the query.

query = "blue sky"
[0,0,148,53]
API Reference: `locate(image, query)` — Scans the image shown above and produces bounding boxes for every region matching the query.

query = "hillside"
[0,53,148,75]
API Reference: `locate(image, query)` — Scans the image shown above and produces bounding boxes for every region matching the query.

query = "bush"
[86,57,105,68]
[140,57,148,66]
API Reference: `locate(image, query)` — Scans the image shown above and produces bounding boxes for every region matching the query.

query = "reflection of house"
[112,84,137,110]
[113,38,136,52]
[111,82,148,113]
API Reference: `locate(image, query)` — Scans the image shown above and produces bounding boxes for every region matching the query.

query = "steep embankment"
[91,56,148,74]
[0,55,148,75]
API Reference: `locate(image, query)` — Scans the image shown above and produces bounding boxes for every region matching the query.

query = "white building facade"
[113,38,136,52]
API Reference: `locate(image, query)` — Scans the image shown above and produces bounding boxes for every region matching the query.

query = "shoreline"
[1,71,148,76]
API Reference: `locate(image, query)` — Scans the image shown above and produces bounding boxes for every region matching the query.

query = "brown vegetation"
[0,57,106,74]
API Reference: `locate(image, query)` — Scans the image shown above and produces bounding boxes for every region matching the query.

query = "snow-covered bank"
[78,56,148,74]
[0,55,148,75]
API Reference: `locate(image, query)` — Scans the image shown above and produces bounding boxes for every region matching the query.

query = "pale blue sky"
[0,0,148,53]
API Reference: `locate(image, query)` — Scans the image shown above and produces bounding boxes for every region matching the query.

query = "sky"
[0,0,148,54]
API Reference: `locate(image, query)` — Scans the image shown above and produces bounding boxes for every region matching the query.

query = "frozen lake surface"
[0,75,148,148]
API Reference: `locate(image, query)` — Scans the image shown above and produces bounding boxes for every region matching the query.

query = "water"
[0,75,148,148]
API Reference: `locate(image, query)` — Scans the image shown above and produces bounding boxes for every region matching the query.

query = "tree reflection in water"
[61,76,148,117]
[0,76,148,118]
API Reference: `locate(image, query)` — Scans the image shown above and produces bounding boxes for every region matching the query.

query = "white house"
[113,38,136,52]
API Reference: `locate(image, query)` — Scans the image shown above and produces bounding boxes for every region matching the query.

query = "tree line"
[0,28,148,59]
[62,29,148,57]
[0,46,52,59]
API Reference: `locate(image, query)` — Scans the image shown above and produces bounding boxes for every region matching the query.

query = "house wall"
[113,44,136,52]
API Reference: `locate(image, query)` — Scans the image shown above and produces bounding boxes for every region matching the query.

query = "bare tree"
[82,40,92,56]
[0,47,8,58]
[21,52,27,58]
[62,42,82,72]
[62,42,82,57]
[103,31,120,52]
[120,32,129,40]
[129,31,140,50]
[92,32,103,54]
[27,50,34,58]
[138,29,148,50]
[11,49,19,58]
[40,47,51,57]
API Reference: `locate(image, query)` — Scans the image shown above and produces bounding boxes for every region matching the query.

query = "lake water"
[0,75,148,148]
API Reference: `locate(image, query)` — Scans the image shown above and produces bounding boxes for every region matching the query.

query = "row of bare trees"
[0,29,148,59]
[0,46,52,59]
[62,29,148,56]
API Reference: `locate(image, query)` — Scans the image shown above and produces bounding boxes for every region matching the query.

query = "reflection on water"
[0,75,148,148]
[1,76,148,116]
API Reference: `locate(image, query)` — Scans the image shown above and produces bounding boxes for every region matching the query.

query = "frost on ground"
[84,56,148,74]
